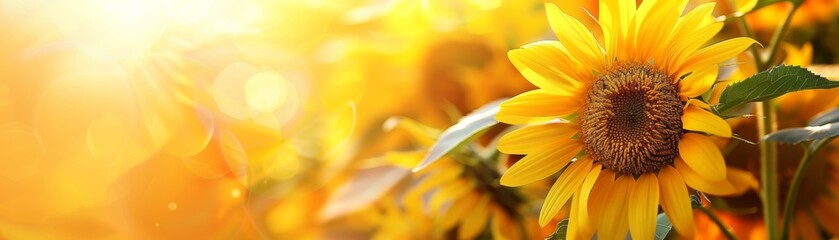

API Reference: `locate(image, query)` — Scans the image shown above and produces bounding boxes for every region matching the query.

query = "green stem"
[698,206,737,240]
[761,5,799,70]
[757,100,779,240]
[729,0,762,70]
[754,4,800,240]
[780,145,813,240]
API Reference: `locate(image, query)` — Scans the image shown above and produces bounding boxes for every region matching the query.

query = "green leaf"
[545,218,569,240]
[715,65,839,115]
[690,195,703,209]
[319,166,409,221]
[655,213,674,240]
[413,99,505,172]
[809,108,839,126]
[764,123,839,144]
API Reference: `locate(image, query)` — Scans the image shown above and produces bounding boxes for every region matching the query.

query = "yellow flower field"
[1,0,838,239]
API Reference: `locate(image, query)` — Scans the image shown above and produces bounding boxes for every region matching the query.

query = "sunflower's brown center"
[579,63,683,176]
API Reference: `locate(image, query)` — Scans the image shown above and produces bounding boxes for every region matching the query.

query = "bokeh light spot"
[46,0,168,59]
[244,71,287,113]
[213,63,256,120]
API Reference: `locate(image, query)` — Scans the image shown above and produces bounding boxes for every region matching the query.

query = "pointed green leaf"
[655,213,674,240]
[809,108,839,126]
[715,65,839,115]
[690,195,703,209]
[764,123,839,144]
[545,218,569,240]
[413,99,505,172]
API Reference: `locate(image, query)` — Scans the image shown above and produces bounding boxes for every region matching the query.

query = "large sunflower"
[495,1,757,239]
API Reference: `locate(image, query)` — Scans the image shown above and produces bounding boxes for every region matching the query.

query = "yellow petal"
[734,0,758,14]
[668,25,724,75]
[496,89,580,125]
[538,156,594,226]
[726,167,759,194]
[567,164,601,240]
[545,3,604,70]
[566,192,583,239]
[782,42,813,66]
[500,140,583,187]
[667,2,717,43]
[678,37,758,77]
[440,192,479,230]
[599,0,636,60]
[682,104,732,137]
[429,179,474,212]
[385,150,427,169]
[554,200,572,224]
[679,65,718,98]
[658,165,695,237]
[685,98,712,110]
[674,157,736,195]
[407,163,462,198]
[497,123,577,154]
[491,210,518,240]
[384,117,440,147]
[664,2,720,73]
[588,169,616,227]
[634,0,687,62]
[678,133,726,181]
[628,173,660,240]
[598,175,631,240]
[508,41,586,95]
[459,194,491,239]
[493,116,560,125]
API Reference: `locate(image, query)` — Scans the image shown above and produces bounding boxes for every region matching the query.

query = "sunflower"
[398,152,541,240]
[695,43,839,239]
[495,1,758,239]
[383,118,544,240]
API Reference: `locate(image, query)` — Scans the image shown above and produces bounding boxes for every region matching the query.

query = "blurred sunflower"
[384,119,545,240]
[746,0,836,33]
[398,153,537,239]
[696,43,839,239]
[495,1,758,239]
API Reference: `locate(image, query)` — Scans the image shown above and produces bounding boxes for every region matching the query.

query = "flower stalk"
[761,6,799,70]
[749,4,800,240]
[781,140,828,240]
[756,100,779,240]
[698,206,737,240]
